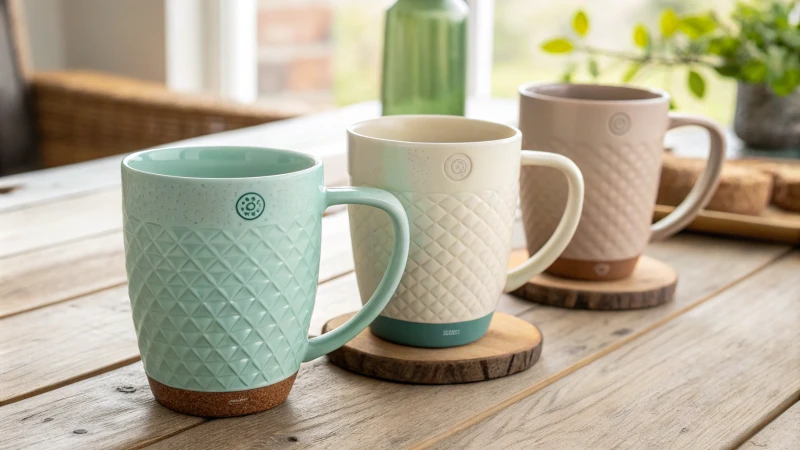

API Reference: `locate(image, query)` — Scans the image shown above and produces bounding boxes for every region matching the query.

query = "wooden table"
[1,99,798,449]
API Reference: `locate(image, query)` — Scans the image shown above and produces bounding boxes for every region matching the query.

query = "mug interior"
[123,146,318,179]
[349,115,518,144]
[521,83,666,103]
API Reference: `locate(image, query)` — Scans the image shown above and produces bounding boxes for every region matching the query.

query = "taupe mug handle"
[650,113,726,241]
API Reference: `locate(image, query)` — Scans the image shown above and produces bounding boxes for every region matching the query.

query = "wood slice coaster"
[508,249,677,310]
[322,312,542,384]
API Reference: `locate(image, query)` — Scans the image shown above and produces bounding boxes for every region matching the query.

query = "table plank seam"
[0,279,128,320]
[734,394,800,449]
[0,185,120,215]
[0,356,141,407]
[410,248,796,450]
[0,228,122,261]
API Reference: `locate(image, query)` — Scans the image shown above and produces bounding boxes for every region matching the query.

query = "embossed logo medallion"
[608,112,631,136]
[594,263,611,277]
[236,193,265,220]
[444,153,472,181]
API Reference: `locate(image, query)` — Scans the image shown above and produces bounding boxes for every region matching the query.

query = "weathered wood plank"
[0,189,121,258]
[432,252,800,450]
[739,402,800,450]
[0,155,124,213]
[0,362,204,450]
[143,236,790,450]
[0,233,126,318]
[0,212,351,318]
[0,285,138,406]
[0,212,354,405]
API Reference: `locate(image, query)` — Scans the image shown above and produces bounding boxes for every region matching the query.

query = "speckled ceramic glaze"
[121,146,409,416]
[518,83,724,281]
[347,116,584,347]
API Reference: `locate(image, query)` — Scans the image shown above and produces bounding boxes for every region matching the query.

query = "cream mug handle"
[505,151,584,292]
[650,113,725,241]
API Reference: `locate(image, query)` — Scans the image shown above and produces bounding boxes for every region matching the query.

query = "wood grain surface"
[146,236,790,450]
[0,232,126,318]
[0,189,121,258]
[1,99,797,450]
[434,252,800,450]
[510,252,677,310]
[322,312,543,384]
[739,402,800,450]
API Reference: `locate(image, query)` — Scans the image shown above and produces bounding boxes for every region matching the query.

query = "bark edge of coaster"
[322,312,542,384]
[509,249,677,310]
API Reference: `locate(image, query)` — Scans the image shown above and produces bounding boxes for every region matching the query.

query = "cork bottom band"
[148,373,297,417]
[546,256,641,281]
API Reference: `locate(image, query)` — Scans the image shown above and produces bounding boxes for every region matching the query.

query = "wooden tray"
[653,205,800,244]
[655,156,800,244]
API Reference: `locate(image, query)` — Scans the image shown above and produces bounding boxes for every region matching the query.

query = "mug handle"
[650,113,725,241]
[505,151,584,292]
[303,187,410,362]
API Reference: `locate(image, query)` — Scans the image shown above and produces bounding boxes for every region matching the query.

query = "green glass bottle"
[381,0,468,116]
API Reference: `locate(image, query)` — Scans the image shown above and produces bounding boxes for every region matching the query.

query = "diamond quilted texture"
[123,214,321,392]
[349,185,518,324]
[521,139,663,261]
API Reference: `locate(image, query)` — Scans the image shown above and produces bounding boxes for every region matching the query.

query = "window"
[178,0,738,123]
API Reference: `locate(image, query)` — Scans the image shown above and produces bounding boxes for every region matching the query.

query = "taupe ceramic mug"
[519,83,725,281]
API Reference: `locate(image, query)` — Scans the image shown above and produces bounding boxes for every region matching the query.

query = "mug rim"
[519,82,670,106]
[121,145,322,182]
[347,114,522,147]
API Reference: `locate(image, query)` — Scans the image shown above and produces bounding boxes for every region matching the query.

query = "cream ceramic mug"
[519,83,725,281]
[347,115,584,347]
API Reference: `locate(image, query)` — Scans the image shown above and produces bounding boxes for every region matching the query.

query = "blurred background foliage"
[330,0,739,123]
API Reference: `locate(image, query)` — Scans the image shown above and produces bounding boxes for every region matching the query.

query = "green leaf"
[633,24,649,49]
[588,58,600,78]
[660,9,679,37]
[573,10,589,37]
[678,15,717,39]
[741,60,768,83]
[688,70,706,99]
[541,38,574,54]
[622,63,641,82]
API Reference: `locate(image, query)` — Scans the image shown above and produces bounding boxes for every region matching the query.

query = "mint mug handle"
[303,187,410,362]
[504,151,585,292]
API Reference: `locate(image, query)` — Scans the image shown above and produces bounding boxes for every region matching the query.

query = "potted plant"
[542,0,800,149]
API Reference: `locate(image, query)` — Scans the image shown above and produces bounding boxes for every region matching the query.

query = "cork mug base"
[546,256,641,281]
[147,373,297,417]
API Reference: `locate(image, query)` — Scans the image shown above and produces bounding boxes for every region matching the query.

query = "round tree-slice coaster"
[322,312,542,384]
[508,249,677,310]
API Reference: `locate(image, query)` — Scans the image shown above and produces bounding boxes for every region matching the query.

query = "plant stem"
[580,45,718,69]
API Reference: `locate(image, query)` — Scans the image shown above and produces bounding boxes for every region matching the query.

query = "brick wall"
[257,0,333,107]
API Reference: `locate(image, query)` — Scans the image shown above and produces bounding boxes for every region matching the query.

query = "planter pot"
[734,82,800,149]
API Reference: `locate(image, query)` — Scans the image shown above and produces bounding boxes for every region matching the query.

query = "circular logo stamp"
[594,263,611,277]
[608,112,631,136]
[444,153,472,181]
[236,193,265,220]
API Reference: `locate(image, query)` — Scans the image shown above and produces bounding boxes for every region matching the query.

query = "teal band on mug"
[304,187,410,361]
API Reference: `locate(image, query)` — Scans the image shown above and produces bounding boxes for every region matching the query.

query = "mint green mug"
[121,146,409,417]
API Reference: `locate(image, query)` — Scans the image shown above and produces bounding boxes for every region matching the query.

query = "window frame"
[166,0,494,102]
